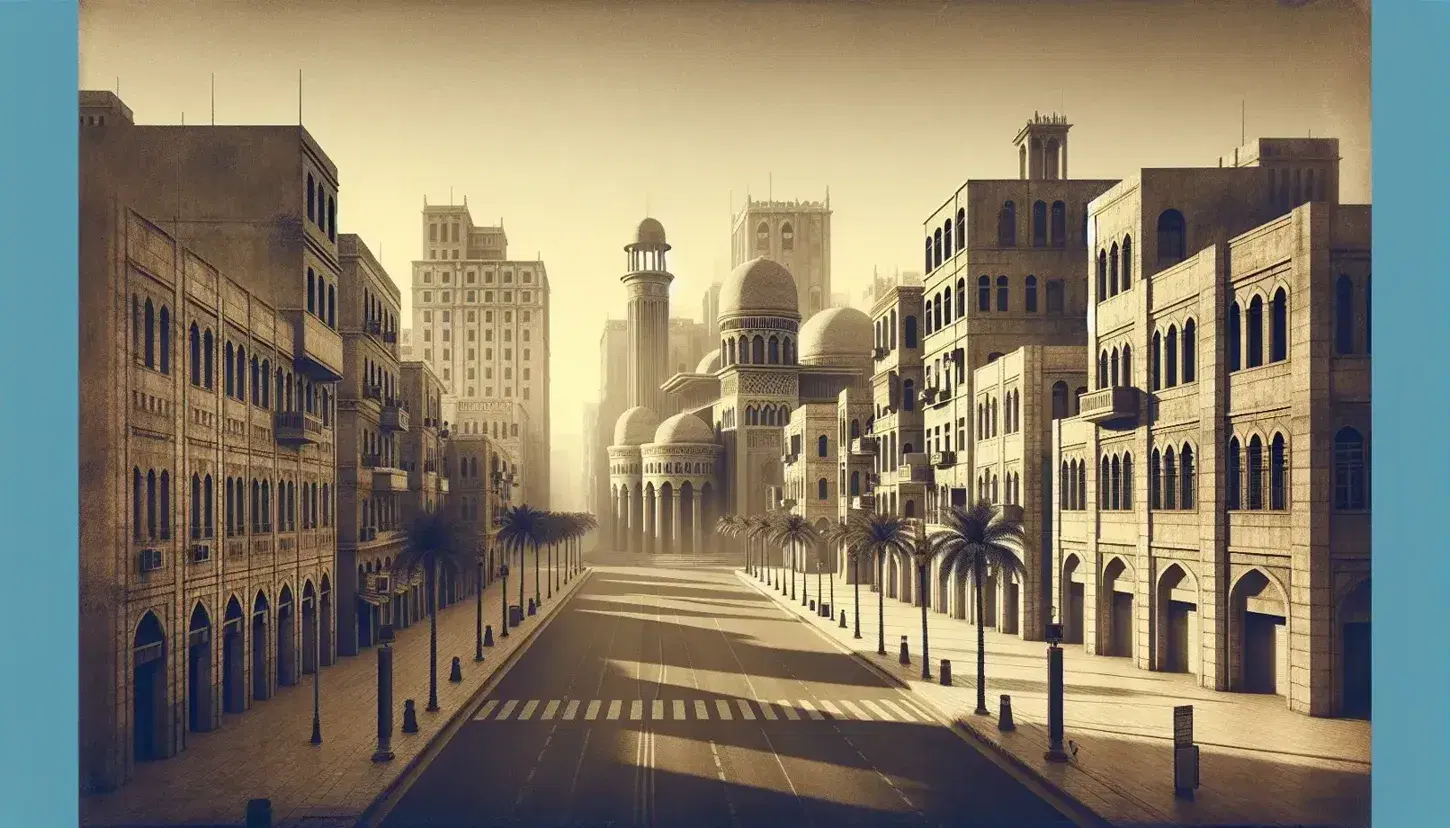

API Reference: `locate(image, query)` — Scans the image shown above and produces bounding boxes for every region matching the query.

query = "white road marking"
[695,700,709,720]
[818,700,844,719]
[736,699,756,720]
[715,699,734,720]
[630,699,643,720]
[586,700,601,721]
[758,701,779,720]
[497,700,519,720]
[878,699,918,721]
[859,700,895,720]
[777,700,801,720]
[607,700,622,721]
[518,700,539,720]
[837,700,869,720]
[799,699,824,720]
[541,700,560,720]
[652,699,664,720]
[563,699,580,720]
[474,699,499,721]
[673,700,686,720]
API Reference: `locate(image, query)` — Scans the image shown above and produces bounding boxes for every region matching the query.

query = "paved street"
[373,561,1083,828]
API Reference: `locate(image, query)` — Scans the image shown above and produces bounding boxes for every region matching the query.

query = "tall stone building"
[589,320,630,548]
[623,219,674,415]
[79,91,343,792]
[410,203,550,507]
[731,196,832,321]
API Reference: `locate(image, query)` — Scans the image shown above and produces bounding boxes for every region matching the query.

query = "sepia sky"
[79,0,1370,507]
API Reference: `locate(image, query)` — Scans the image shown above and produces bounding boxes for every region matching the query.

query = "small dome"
[695,348,721,374]
[613,406,660,447]
[798,306,874,366]
[634,217,668,248]
[653,412,715,445]
[719,257,800,319]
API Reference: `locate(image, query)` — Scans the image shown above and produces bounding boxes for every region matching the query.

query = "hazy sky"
[79,0,1369,507]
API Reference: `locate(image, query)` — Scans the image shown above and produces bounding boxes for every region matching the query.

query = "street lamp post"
[474,547,485,662]
[310,592,322,745]
[372,598,395,763]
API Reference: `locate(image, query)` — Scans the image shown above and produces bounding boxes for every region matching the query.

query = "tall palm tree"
[716,514,745,572]
[842,531,869,639]
[743,515,776,588]
[394,507,473,713]
[497,504,546,619]
[848,512,915,656]
[772,514,818,607]
[820,519,853,621]
[577,511,599,576]
[907,519,939,680]
[928,499,1027,715]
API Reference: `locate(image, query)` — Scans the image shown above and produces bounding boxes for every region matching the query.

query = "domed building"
[608,249,875,556]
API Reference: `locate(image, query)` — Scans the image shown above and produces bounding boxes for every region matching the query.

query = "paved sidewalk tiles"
[80,568,593,828]
[740,568,1371,828]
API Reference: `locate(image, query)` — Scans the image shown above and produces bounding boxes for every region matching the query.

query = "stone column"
[673,487,685,550]
[653,488,664,554]
[691,489,703,556]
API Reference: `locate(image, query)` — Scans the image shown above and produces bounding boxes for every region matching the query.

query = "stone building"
[399,361,451,520]
[1051,145,1371,717]
[452,398,530,501]
[835,386,877,584]
[79,91,344,792]
[868,281,926,520]
[410,202,550,506]
[731,196,833,321]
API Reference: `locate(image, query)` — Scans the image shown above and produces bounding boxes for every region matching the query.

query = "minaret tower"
[622,218,673,414]
[1014,111,1072,180]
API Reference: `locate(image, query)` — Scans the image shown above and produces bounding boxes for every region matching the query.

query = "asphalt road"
[373,557,1083,828]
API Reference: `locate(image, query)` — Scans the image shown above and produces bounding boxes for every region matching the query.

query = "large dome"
[633,217,668,248]
[695,348,721,375]
[718,257,800,319]
[613,406,660,447]
[798,306,874,366]
[653,412,716,445]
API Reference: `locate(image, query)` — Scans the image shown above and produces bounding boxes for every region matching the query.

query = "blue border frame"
[1374,2,1449,826]
[0,1,80,825]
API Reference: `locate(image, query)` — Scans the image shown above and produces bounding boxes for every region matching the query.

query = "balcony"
[850,494,875,510]
[438,477,450,495]
[1079,385,1140,426]
[782,452,799,465]
[383,330,398,344]
[872,346,887,360]
[362,384,383,402]
[897,453,934,484]
[930,450,956,468]
[358,526,378,543]
[850,437,878,456]
[290,309,344,381]
[364,319,383,337]
[381,399,410,432]
[920,386,941,406]
[373,466,408,491]
[275,411,324,445]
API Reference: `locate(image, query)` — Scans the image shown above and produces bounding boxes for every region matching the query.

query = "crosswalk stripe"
[652,700,664,720]
[475,700,500,721]
[518,700,539,720]
[564,700,580,720]
[837,700,868,720]
[630,700,643,721]
[673,700,685,720]
[586,700,601,721]
[878,699,917,721]
[716,700,733,720]
[799,700,825,720]
[758,700,778,721]
[607,700,622,721]
[859,700,893,720]
[778,700,801,721]
[694,700,709,720]
[736,699,756,720]
[497,700,519,720]
[895,697,935,722]
[819,700,844,719]
[542,700,560,720]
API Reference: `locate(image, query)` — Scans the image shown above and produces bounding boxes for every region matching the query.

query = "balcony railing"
[930,450,956,468]
[897,453,934,483]
[364,319,383,336]
[275,411,324,445]
[850,436,878,456]
[850,494,875,510]
[1079,385,1140,426]
[872,346,887,360]
[782,452,799,465]
[381,399,410,432]
[362,384,383,401]
[373,467,409,492]
[290,309,344,381]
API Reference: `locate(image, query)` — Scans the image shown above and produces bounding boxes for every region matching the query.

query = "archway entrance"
[1339,579,1371,718]
[1062,555,1085,645]
[222,597,245,713]
[187,603,213,733]
[1102,557,1134,658]
[938,565,951,617]
[1231,569,1288,695]
[132,612,167,762]
[277,586,296,687]
[1156,564,1199,674]
[251,591,271,701]
[302,582,318,675]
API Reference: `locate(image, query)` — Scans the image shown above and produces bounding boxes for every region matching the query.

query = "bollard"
[940,659,952,686]
[527,598,537,616]
[449,656,463,683]
[809,599,816,612]
[245,798,272,828]
[899,634,911,665]
[484,624,494,647]
[999,694,1016,731]
[402,699,419,734]
[839,610,847,628]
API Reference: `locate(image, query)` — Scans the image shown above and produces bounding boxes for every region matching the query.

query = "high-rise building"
[410,202,550,506]
[731,196,832,321]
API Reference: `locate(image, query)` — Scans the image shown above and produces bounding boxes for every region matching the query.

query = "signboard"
[1173,705,1194,747]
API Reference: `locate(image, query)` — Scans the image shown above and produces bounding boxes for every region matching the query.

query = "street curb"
[734,568,1115,828]
[354,568,596,828]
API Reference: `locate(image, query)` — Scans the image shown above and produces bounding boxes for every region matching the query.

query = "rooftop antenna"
[180,111,185,125]
[769,172,773,203]
[210,73,215,125]
[298,70,303,125]
[1241,99,1246,146]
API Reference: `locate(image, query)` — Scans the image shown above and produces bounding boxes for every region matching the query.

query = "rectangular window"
[486,348,493,359]
[524,349,531,361]
[505,348,513,360]
[443,311,451,322]
[523,387,530,400]
[467,291,475,302]
[486,311,494,322]
[504,271,514,283]
[505,367,513,379]
[443,349,450,360]
[467,348,475,360]
[505,311,512,322]
[443,367,450,379]
[442,273,451,284]
[504,292,513,303]
[468,311,476,323]
[423,292,432,303]
[523,368,531,380]
[424,348,432,360]
[486,386,493,396]
[485,272,495,284]
[522,291,531,302]
[505,330,512,342]
[423,311,432,322]
[468,367,475,380]
[524,330,531,342]
[442,329,450,341]
[429,224,438,242]
[423,271,432,284]
[467,385,475,396]
[486,367,494,379]
[524,272,534,284]
[485,291,494,302]
[442,292,451,303]
[423,330,432,342]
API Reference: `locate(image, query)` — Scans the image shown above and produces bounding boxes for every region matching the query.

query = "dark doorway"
[187,604,213,733]
[1243,612,1285,694]
[251,591,271,701]
[222,598,245,714]
[132,612,167,762]
[277,586,296,687]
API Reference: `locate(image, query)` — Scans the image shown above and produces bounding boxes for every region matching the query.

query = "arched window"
[1096,249,1108,302]
[1156,209,1187,266]
[903,379,916,411]
[1182,319,1196,382]
[905,315,918,348]
[934,295,943,330]
[1227,303,1242,371]
[997,201,1016,247]
[850,470,860,496]
[1151,332,1163,391]
[1270,288,1288,362]
[142,299,155,368]
[1110,456,1121,510]
[977,276,990,312]
[817,478,828,500]
[751,336,764,363]
[1097,351,1109,390]
[1165,326,1178,387]
[235,345,247,401]
[783,338,795,364]
[132,468,144,540]
[817,435,829,457]
[1100,457,1112,509]
[1270,434,1287,510]
[1122,345,1133,387]
[757,221,770,250]
[1335,275,1354,354]
[1076,461,1087,510]
[158,306,171,374]
[1333,427,1366,509]
[1149,449,1162,509]
[768,336,780,364]
[1246,435,1266,510]
[1050,201,1066,247]
[738,335,750,364]
[189,324,202,386]
[890,310,898,348]
[327,196,336,242]
[1051,381,1068,420]
[190,473,203,539]
[955,278,965,316]
[1246,295,1265,368]
[1060,461,1071,508]
[328,285,336,328]
[307,268,316,314]
[781,222,795,251]
[996,276,1009,311]
[1110,347,1120,388]
[224,342,235,396]
[933,229,943,269]
[924,238,933,272]
[1121,235,1133,284]
[1032,200,1047,247]
[943,288,952,324]
[1046,280,1064,315]
[943,219,953,258]
[306,173,315,221]
[1163,447,1177,510]
[1122,453,1133,510]
[1109,243,1120,295]
[955,208,966,249]
[1180,445,1195,509]
[1025,276,1038,313]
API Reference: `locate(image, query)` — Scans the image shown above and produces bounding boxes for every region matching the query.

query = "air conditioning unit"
[138,548,163,573]
[190,544,211,564]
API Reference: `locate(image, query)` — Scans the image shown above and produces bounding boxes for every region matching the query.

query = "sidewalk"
[740,568,1371,828]
[82,567,593,828]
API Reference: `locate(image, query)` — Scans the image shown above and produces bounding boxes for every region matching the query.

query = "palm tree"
[848,512,915,656]
[577,511,599,576]
[772,514,818,607]
[716,514,745,572]
[394,507,473,713]
[820,519,853,621]
[497,504,546,620]
[928,499,1027,715]
[743,515,777,587]
[842,532,869,639]
[907,519,939,680]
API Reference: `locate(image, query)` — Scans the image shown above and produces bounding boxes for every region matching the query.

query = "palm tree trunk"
[534,541,541,605]
[427,562,440,712]
[828,547,835,619]
[919,564,931,680]
[852,555,861,639]
[547,543,554,599]
[974,559,989,715]
[876,555,886,655]
[816,550,823,615]
[518,544,525,614]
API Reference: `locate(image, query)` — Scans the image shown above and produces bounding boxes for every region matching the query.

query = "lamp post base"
[1044,747,1069,763]
[310,717,322,745]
